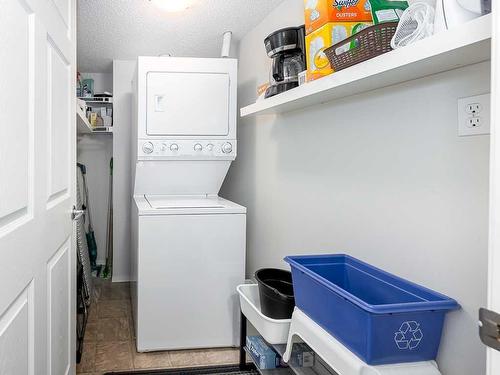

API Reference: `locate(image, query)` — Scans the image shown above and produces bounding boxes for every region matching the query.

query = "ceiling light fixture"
[150,0,194,12]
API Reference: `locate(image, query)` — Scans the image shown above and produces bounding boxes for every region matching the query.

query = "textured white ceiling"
[77,0,285,72]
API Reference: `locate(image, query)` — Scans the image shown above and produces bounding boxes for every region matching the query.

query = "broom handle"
[78,163,94,232]
[104,158,113,276]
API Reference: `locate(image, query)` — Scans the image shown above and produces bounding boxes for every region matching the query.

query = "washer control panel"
[138,140,236,159]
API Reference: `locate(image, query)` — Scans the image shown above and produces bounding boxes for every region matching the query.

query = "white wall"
[112,60,136,282]
[221,1,490,374]
[78,72,114,266]
[81,72,113,94]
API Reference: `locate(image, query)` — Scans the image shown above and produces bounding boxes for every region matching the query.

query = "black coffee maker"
[264,26,306,98]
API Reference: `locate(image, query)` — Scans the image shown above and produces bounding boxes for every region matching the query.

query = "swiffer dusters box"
[368,0,408,24]
[304,0,373,34]
[246,336,283,369]
[305,21,372,81]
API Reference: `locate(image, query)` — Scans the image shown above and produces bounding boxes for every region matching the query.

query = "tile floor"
[77,280,240,374]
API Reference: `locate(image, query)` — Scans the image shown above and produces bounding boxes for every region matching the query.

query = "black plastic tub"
[255,268,295,319]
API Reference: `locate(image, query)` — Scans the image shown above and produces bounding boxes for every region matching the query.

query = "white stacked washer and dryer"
[131,56,246,352]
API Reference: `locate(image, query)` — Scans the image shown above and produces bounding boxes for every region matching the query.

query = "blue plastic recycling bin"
[284,254,459,365]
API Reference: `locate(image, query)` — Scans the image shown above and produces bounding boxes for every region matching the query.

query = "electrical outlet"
[466,117,481,128]
[458,93,490,136]
[466,103,482,115]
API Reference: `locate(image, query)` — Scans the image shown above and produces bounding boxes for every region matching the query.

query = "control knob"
[142,142,154,154]
[221,142,233,154]
[194,143,203,152]
[170,143,179,152]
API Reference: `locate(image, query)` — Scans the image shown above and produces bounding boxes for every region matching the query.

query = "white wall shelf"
[78,96,113,103]
[77,105,93,134]
[77,106,113,135]
[92,127,113,134]
[240,15,491,117]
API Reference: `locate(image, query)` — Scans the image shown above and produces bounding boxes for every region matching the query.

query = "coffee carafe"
[264,26,306,98]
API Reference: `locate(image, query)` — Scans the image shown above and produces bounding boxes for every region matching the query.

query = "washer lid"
[146,195,225,209]
[135,195,246,215]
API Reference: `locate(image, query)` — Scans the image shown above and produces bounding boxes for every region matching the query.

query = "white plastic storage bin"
[237,284,291,344]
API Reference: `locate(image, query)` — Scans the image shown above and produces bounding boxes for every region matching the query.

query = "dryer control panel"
[137,139,236,160]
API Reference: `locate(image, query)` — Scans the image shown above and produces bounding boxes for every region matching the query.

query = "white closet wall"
[221,1,490,374]
[78,136,113,265]
[81,72,113,94]
[112,60,136,281]
[78,72,113,265]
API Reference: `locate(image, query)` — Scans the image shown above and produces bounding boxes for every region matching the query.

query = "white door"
[487,3,500,374]
[0,1,76,374]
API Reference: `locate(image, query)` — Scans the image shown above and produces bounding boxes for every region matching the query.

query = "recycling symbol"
[394,321,423,350]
